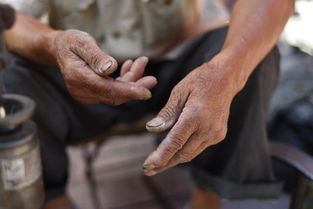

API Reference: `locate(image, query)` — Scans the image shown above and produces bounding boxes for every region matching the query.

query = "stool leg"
[83,144,102,209]
[290,174,309,209]
[303,181,313,209]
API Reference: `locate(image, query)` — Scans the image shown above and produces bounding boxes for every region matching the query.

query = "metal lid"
[0,121,36,150]
[0,94,35,133]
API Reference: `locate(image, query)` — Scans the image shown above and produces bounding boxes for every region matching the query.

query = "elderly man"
[1,0,294,208]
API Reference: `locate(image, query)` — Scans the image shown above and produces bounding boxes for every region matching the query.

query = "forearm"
[4,12,59,65]
[211,0,294,92]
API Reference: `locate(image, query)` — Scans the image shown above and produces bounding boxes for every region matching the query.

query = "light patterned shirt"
[1,0,229,61]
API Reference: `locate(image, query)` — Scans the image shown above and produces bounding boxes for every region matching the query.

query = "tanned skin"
[5,13,157,105]
[143,0,295,175]
[4,0,295,176]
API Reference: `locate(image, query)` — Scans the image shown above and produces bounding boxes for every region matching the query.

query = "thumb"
[84,48,118,76]
[71,33,118,76]
[146,90,186,133]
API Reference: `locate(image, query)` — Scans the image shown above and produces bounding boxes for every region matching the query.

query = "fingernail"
[144,170,157,176]
[146,118,164,128]
[143,163,155,170]
[140,56,149,63]
[99,60,112,74]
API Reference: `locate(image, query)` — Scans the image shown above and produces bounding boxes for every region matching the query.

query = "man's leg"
[190,45,282,201]
[150,27,281,208]
[190,27,282,201]
[3,55,147,207]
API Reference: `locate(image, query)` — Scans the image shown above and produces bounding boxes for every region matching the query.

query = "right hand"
[50,29,157,105]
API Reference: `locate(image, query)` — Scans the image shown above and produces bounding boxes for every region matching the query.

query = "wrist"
[207,48,253,94]
[34,29,64,65]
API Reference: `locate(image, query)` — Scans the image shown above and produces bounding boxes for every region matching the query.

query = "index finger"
[143,110,197,171]
[81,67,152,105]
[118,56,149,82]
[101,79,152,104]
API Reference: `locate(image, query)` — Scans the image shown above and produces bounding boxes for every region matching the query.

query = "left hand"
[143,61,238,176]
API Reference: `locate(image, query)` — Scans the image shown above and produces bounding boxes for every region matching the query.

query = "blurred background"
[1,0,313,209]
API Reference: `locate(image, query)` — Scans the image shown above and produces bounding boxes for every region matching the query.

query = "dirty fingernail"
[99,60,112,74]
[146,118,164,128]
[143,163,155,170]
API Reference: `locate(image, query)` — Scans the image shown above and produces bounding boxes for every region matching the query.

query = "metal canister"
[0,94,44,209]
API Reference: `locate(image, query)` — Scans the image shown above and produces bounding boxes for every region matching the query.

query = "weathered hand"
[143,62,237,176]
[51,29,157,105]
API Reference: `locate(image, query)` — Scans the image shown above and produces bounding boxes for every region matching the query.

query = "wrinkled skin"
[142,0,295,176]
[1,4,294,208]
[143,62,236,176]
[52,29,157,105]
[52,29,234,174]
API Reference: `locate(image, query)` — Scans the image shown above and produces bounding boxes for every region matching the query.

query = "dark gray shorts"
[4,27,282,200]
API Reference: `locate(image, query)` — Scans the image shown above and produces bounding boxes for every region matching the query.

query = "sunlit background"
[1,0,312,209]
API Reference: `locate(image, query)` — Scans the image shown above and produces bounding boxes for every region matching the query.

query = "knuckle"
[210,130,226,145]
[199,126,226,146]
[212,123,223,132]
[216,127,227,140]
[178,152,192,163]
[189,113,206,123]
[218,131,227,141]
[165,138,184,153]
[159,106,176,120]
[194,110,209,121]
[183,114,198,128]
[161,145,176,157]
[163,144,177,156]
[171,134,185,148]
